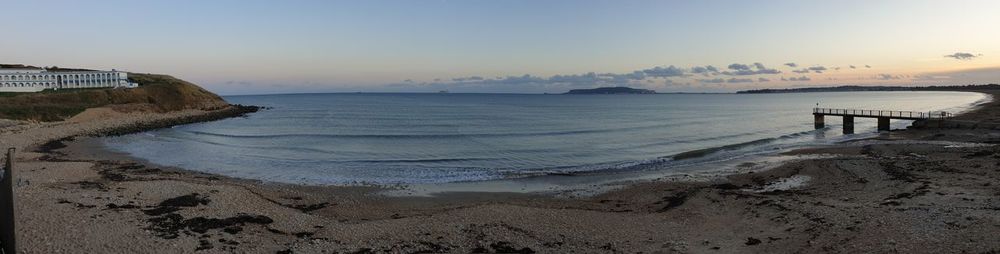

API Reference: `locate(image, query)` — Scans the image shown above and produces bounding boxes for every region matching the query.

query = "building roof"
[0,68,45,74]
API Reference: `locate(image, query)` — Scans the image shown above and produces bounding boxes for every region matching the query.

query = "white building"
[0,68,138,92]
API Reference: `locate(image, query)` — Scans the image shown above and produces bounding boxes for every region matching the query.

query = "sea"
[101,91,989,186]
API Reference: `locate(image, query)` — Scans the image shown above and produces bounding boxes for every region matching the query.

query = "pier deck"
[812,107,952,133]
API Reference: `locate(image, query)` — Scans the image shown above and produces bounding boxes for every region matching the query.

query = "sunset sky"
[2,0,999,95]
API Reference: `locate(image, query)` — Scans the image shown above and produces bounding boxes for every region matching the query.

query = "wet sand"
[7,94,1000,253]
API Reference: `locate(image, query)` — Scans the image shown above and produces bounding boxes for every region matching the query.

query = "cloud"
[834,67,841,71]
[223,80,254,85]
[792,69,810,74]
[727,78,754,83]
[912,75,949,81]
[721,62,781,75]
[849,65,856,69]
[691,65,720,75]
[912,67,1000,84]
[698,78,726,83]
[788,76,811,81]
[549,72,605,85]
[807,66,827,73]
[728,63,751,71]
[784,63,797,68]
[451,76,485,82]
[875,74,902,80]
[402,62,802,92]
[403,79,414,83]
[864,65,871,68]
[485,74,546,85]
[641,65,687,78]
[944,52,981,60]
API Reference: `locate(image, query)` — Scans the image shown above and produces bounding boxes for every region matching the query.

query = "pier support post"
[877,117,890,131]
[843,116,854,134]
[813,114,824,129]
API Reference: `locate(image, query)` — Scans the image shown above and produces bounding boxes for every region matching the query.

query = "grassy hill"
[0,73,230,121]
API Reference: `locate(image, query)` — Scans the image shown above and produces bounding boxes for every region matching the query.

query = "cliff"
[0,72,231,121]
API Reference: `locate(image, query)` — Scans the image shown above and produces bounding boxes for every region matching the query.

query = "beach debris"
[74,181,107,190]
[745,237,762,245]
[748,175,811,193]
[287,202,329,213]
[655,190,697,212]
[962,149,996,158]
[34,137,71,154]
[485,241,535,254]
[196,239,213,251]
[159,193,210,207]
[880,200,902,206]
[147,213,274,239]
[105,203,140,210]
[55,199,96,209]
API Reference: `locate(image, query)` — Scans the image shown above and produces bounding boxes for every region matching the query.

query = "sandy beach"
[5,93,1000,253]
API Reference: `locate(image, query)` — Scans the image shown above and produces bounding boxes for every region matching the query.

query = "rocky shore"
[86,104,261,137]
[7,92,1000,253]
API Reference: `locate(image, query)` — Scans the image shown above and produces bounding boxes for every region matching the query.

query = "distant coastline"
[564,86,656,94]
[737,84,1000,94]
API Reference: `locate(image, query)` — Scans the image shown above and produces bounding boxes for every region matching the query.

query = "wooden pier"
[813,108,952,134]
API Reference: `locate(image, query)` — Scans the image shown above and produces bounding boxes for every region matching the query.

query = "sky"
[1,0,999,95]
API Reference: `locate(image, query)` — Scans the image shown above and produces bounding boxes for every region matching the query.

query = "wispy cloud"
[784,62,797,68]
[911,67,1000,85]
[423,62,788,88]
[721,63,781,75]
[787,76,811,81]
[698,78,726,83]
[727,78,754,83]
[875,73,902,80]
[807,66,827,73]
[452,76,485,82]
[944,52,982,60]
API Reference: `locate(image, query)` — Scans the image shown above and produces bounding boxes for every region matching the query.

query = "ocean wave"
[181,117,737,140]
[669,137,779,160]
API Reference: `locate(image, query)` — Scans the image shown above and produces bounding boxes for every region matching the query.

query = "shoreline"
[87,91,993,196]
[10,91,1000,252]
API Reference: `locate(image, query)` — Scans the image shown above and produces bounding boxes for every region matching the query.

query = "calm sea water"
[102,91,987,185]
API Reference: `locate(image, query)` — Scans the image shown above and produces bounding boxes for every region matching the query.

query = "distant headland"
[737,84,1000,94]
[564,86,656,94]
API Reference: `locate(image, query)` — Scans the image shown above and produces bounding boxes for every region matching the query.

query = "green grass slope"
[0,73,230,121]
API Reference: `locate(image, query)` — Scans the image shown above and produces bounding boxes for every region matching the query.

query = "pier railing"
[813,108,952,120]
